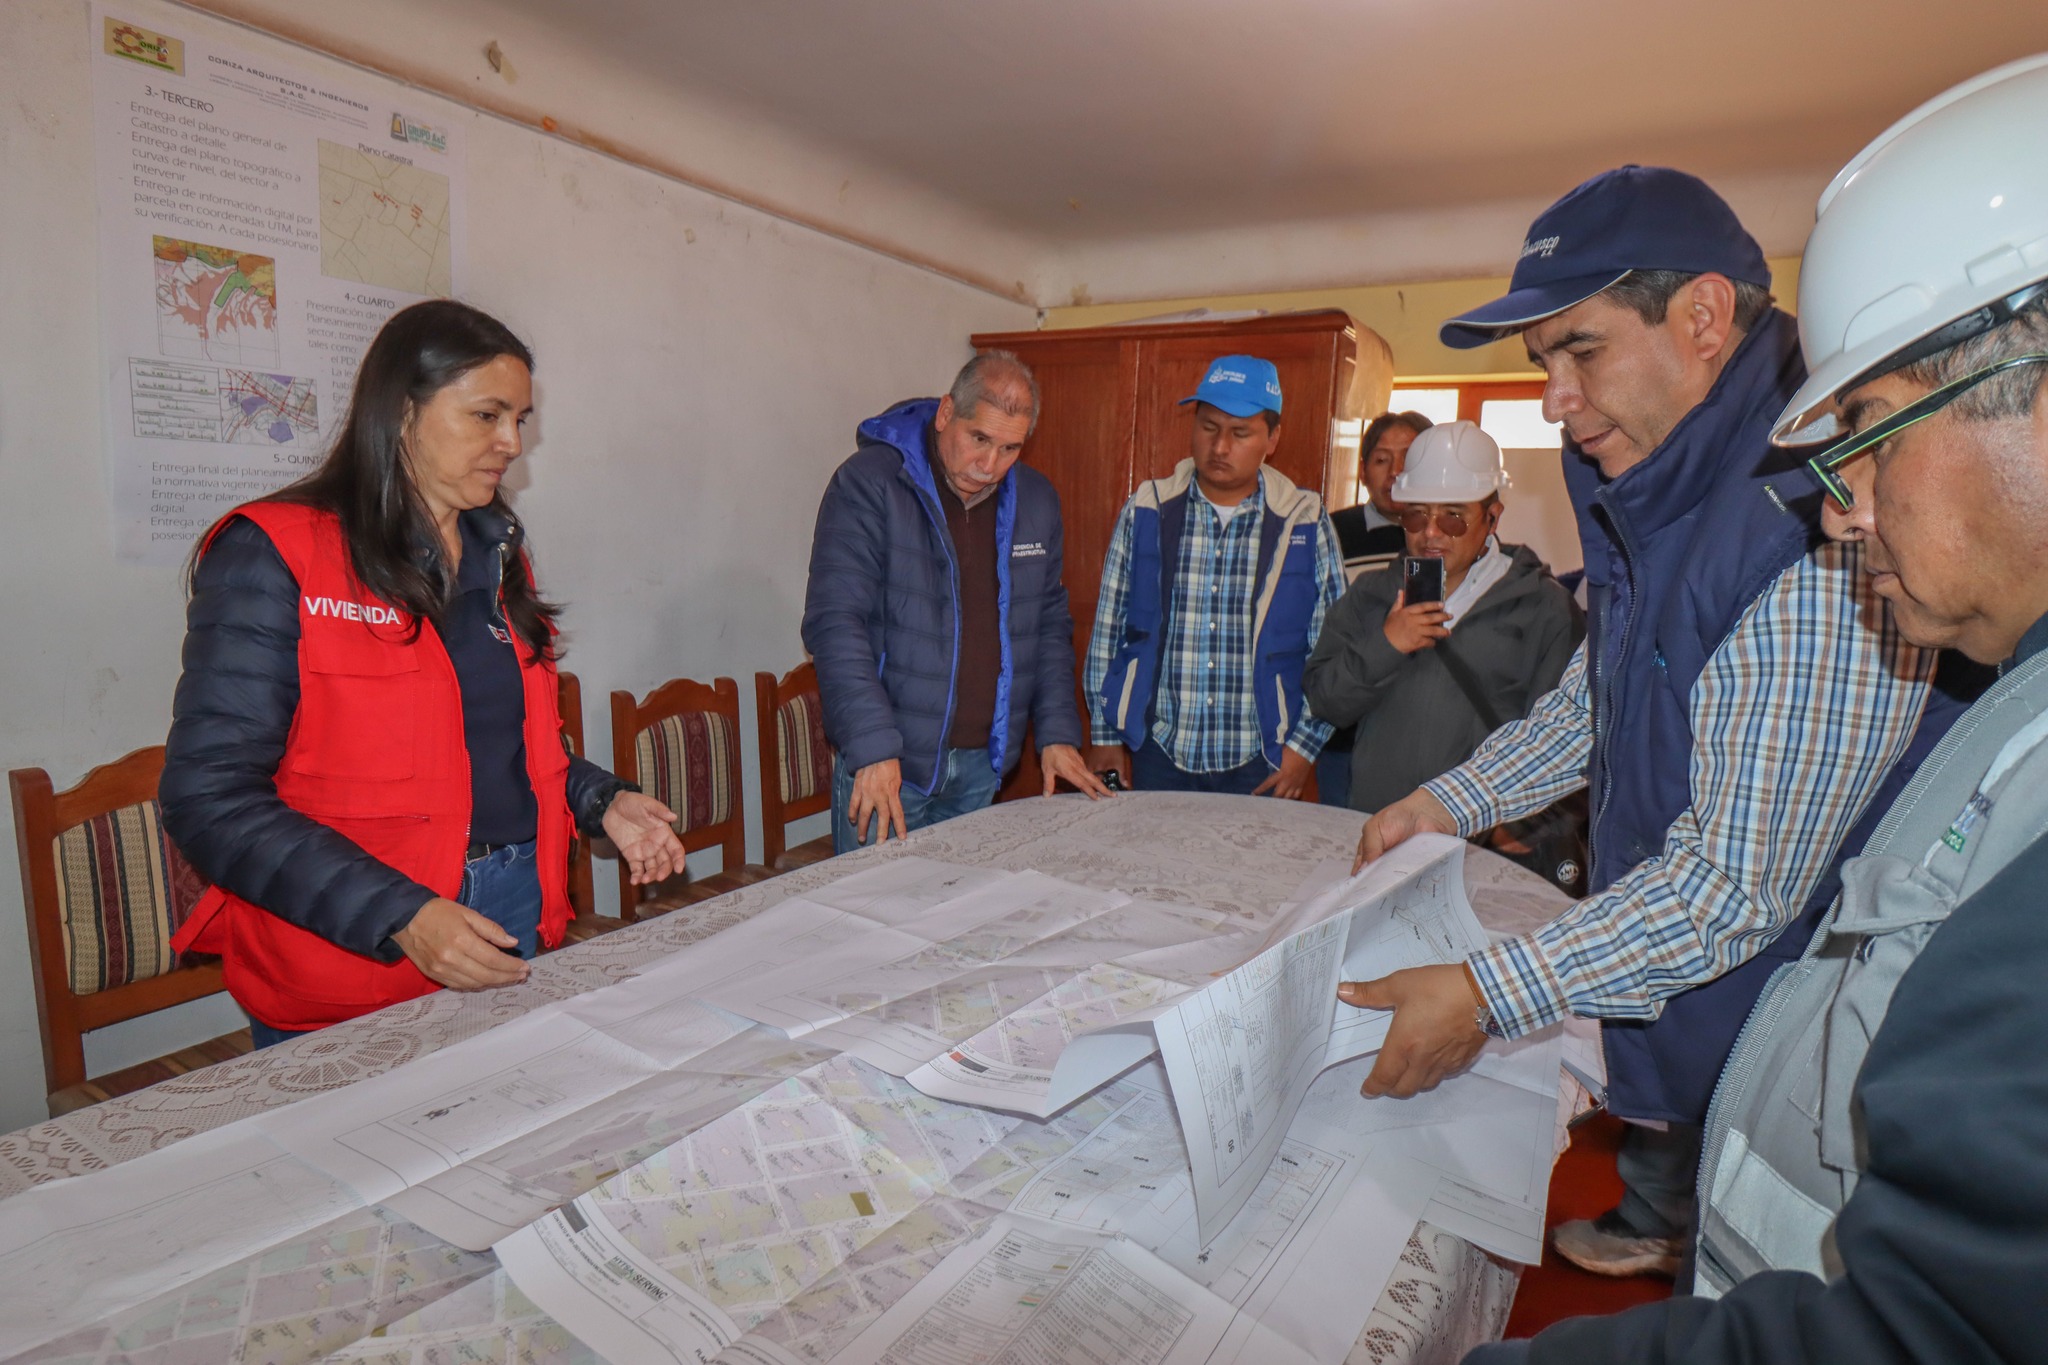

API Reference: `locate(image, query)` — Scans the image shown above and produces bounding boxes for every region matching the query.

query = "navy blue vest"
[1570,310,1968,1123]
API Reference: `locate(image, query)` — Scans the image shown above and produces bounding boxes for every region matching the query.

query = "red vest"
[173,501,574,1030]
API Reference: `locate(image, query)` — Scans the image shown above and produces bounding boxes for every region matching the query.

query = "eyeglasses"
[1398,506,1475,536]
[1807,352,2048,511]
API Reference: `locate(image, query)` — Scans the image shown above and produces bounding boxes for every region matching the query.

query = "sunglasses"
[1808,351,2048,511]
[1398,506,1481,536]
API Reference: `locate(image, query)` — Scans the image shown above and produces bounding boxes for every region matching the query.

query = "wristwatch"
[1463,963,1507,1039]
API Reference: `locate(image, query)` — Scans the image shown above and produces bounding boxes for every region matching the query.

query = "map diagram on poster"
[220,369,320,446]
[128,361,319,449]
[152,236,280,365]
[318,140,454,297]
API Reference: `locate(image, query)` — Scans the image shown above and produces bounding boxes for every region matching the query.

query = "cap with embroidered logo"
[1439,165,1771,350]
[1179,354,1284,418]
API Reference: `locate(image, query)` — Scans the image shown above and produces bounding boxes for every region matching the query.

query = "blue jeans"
[1130,736,1270,795]
[831,749,1002,853]
[249,840,541,1049]
[459,840,543,959]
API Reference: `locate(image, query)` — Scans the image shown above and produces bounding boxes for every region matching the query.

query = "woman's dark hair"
[258,299,558,658]
[1360,410,1434,458]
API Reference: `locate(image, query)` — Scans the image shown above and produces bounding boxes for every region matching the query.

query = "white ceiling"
[488,0,2048,238]
[200,0,2048,304]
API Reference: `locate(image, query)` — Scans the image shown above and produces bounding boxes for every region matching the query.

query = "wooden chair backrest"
[556,671,595,921]
[754,662,834,864]
[610,675,746,915]
[9,747,226,1099]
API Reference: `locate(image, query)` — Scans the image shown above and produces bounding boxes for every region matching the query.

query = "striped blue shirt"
[1423,541,1934,1038]
[1086,478,1344,771]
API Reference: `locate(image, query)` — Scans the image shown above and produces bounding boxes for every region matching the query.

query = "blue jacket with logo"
[1095,460,1327,771]
[1570,309,1968,1123]
[801,398,1084,795]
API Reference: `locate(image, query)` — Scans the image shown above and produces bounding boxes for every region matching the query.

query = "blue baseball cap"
[1440,165,1771,350]
[1180,354,1283,418]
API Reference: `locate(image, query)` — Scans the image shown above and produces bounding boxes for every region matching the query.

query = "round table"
[1,793,1575,1365]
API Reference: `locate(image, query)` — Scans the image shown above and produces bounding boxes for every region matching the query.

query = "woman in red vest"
[161,300,686,1047]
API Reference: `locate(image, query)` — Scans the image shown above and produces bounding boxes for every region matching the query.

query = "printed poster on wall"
[91,4,468,564]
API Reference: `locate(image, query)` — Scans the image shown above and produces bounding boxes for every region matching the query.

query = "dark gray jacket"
[1302,543,1580,813]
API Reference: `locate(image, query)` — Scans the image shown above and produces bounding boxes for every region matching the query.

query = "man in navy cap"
[1336,167,1972,1278]
[1084,355,1345,798]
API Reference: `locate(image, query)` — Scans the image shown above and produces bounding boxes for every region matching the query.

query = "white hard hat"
[1390,420,1508,502]
[1774,52,2048,446]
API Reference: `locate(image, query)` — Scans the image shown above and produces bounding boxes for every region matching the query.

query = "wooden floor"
[1503,1112,1675,1338]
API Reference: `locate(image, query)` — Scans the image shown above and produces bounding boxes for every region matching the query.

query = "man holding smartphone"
[1334,166,1974,1280]
[1305,421,1579,815]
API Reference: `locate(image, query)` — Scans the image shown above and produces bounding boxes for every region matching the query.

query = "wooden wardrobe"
[969,309,1394,797]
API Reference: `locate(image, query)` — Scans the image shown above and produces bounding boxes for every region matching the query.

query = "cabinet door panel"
[977,336,1137,659]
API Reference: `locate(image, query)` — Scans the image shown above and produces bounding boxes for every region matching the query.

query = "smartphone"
[1403,555,1445,605]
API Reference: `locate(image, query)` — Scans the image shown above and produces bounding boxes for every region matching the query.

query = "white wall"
[0,0,1032,1133]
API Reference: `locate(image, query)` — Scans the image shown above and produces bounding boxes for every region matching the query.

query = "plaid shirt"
[1086,479,1344,771]
[1425,540,1934,1038]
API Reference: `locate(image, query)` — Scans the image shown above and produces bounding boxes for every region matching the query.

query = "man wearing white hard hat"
[1333,164,1980,1282]
[1304,421,1580,816]
[1466,54,2048,1365]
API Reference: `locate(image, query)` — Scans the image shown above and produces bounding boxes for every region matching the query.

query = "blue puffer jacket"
[801,398,1084,795]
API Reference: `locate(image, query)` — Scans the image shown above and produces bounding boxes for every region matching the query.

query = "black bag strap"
[1434,641,1508,734]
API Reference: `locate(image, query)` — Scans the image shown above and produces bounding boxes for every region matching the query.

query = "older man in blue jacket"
[803,351,1109,851]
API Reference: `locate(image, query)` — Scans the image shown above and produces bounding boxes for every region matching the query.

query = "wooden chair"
[755,663,837,872]
[611,675,777,920]
[553,671,624,945]
[10,747,253,1118]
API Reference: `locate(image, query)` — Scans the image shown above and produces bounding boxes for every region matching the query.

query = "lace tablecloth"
[2,793,1572,1365]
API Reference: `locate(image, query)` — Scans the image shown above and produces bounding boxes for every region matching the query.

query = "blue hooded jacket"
[800,398,1085,795]
[1570,308,1968,1123]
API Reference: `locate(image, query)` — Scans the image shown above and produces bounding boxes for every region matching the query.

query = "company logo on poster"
[389,111,449,153]
[104,17,184,74]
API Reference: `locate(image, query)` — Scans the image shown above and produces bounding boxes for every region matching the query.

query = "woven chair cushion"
[53,799,206,995]
[635,710,739,834]
[775,689,833,804]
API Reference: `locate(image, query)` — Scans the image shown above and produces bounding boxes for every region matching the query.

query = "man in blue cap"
[1084,355,1345,798]
[1337,167,1973,1278]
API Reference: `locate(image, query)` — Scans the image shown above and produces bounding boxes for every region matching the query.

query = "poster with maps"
[91,2,467,563]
